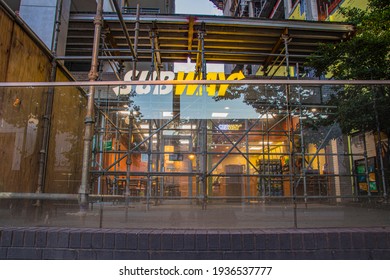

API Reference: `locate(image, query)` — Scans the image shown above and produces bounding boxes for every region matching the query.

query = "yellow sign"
[113,70,245,97]
[218,124,242,131]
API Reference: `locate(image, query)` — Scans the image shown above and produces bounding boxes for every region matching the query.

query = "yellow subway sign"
[113,70,245,97]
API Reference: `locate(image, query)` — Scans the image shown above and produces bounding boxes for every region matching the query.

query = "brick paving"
[0,226,389,260]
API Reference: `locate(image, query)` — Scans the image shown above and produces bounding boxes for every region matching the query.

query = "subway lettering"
[113,70,245,97]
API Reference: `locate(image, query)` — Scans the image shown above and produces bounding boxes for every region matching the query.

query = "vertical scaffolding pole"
[159,121,165,204]
[150,28,157,76]
[282,33,291,79]
[201,119,208,210]
[199,25,207,79]
[97,114,105,195]
[198,26,208,209]
[282,32,297,227]
[362,131,372,198]
[124,3,140,219]
[147,119,152,210]
[188,137,194,204]
[373,87,388,201]
[125,113,133,221]
[79,0,104,211]
[245,119,250,204]
[299,88,308,205]
[286,84,297,228]
[132,4,140,80]
[36,0,63,197]
[95,37,105,197]
[348,135,359,201]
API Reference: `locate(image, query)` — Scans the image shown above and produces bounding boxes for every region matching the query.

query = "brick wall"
[1,227,389,260]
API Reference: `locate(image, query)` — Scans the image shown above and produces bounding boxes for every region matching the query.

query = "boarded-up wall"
[0,8,13,82]
[0,6,86,194]
[0,7,50,193]
[44,71,86,194]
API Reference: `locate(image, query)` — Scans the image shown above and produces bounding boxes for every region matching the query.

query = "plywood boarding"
[44,69,87,193]
[0,9,13,82]
[0,11,51,192]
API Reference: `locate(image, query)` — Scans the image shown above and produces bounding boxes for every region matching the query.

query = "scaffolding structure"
[0,0,389,225]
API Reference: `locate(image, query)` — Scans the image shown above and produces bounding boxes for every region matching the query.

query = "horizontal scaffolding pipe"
[89,171,357,178]
[69,13,354,33]
[91,150,365,158]
[0,192,78,200]
[56,56,134,61]
[1,79,389,88]
[0,192,383,202]
[65,48,316,58]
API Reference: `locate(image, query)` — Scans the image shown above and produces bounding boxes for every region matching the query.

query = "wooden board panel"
[0,11,51,193]
[0,9,87,194]
[6,24,51,82]
[44,69,87,193]
[0,9,13,82]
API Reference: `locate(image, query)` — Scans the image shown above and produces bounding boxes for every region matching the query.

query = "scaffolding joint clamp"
[84,117,95,124]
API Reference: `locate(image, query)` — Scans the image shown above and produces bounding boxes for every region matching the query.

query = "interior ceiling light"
[212,112,228,118]
[259,114,275,119]
[250,146,263,150]
[180,124,195,129]
[163,112,173,117]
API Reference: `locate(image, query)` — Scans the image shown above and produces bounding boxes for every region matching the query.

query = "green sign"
[103,140,112,151]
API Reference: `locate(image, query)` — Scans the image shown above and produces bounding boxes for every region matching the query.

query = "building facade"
[0,0,388,230]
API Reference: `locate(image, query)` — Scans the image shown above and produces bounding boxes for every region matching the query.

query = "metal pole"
[132,4,140,80]
[79,0,104,212]
[282,33,291,78]
[282,31,297,225]
[147,119,152,210]
[114,111,120,192]
[245,119,250,204]
[125,112,133,221]
[188,134,193,204]
[200,29,207,79]
[159,120,165,204]
[299,88,308,205]
[97,114,105,195]
[200,25,207,205]
[36,0,63,197]
[348,135,359,201]
[362,131,372,197]
[373,86,388,201]
[110,0,136,59]
[266,111,271,197]
[201,120,208,210]
[150,28,157,77]
[286,84,297,228]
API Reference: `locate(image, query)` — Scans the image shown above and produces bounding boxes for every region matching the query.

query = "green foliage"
[306,0,390,134]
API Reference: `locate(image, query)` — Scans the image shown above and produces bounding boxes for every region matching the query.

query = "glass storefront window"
[1,83,389,229]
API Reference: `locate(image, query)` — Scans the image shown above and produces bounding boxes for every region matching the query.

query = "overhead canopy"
[66,12,354,69]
